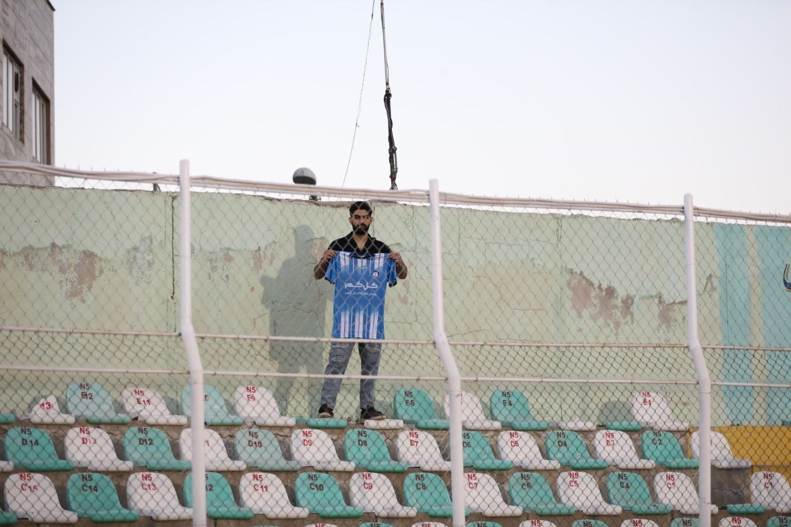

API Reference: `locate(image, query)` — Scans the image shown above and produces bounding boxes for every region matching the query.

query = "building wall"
[0,0,54,185]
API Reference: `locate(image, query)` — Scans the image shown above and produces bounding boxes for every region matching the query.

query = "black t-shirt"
[329,232,392,255]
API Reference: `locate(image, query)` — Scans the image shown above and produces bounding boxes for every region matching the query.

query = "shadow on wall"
[261,225,330,415]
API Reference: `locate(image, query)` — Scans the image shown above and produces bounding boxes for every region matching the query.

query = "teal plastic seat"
[181,385,244,426]
[467,522,503,527]
[605,472,672,514]
[66,472,139,522]
[641,430,699,469]
[545,431,609,470]
[394,388,449,430]
[122,426,191,471]
[603,420,642,432]
[460,431,512,471]
[726,504,766,515]
[233,428,300,471]
[66,382,131,424]
[768,518,791,527]
[572,520,610,527]
[4,427,74,471]
[670,519,699,527]
[403,472,471,517]
[507,472,575,515]
[184,472,254,520]
[489,390,549,431]
[344,429,407,472]
[295,415,348,429]
[295,472,364,518]
[0,511,15,525]
[0,413,14,424]
[360,523,395,527]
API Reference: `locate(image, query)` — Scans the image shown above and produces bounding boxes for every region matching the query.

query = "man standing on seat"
[313,201,408,422]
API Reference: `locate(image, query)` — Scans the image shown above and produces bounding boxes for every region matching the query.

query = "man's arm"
[388,252,408,279]
[314,249,336,279]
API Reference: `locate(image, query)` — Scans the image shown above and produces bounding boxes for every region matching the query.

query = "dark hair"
[349,201,373,216]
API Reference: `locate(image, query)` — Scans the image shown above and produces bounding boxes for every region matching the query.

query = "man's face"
[349,210,372,235]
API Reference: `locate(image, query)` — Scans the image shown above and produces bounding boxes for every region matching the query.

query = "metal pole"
[180,160,207,527]
[429,179,466,527]
[684,193,711,527]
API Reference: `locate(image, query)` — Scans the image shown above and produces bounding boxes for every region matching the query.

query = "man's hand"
[314,249,337,279]
[388,252,408,279]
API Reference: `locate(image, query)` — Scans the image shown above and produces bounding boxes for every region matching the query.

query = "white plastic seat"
[719,518,758,527]
[520,521,559,527]
[233,385,296,427]
[691,431,751,469]
[350,472,418,517]
[28,395,75,424]
[290,429,355,471]
[0,460,11,472]
[620,520,661,527]
[122,387,187,426]
[632,392,689,431]
[396,430,451,471]
[593,430,655,469]
[64,426,133,471]
[444,391,502,430]
[555,420,597,431]
[497,430,560,470]
[654,471,718,514]
[411,523,449,527]
[179,428,246,471]
[556,471,623,515]
[464,472,522,517]
[750,471,791,513]
[239,472,309,518]
[4,472,78,523]
[126,472,193,520]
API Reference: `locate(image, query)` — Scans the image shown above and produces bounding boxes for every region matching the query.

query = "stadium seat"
[122,387,187,425]
[411,523,449,527]
[467,522,502,527]
[556,470,623,515]
[296,415,349,429]
[0,460,11,472]
[394,388,450,429]
[507,472,575,515]
[4,427,74,471]
[238,472,309,518]
[725,503,766,515]
[619,520,661,527]
[556,420,597,431]
[444,391,502,430]
[290,428,355,471]
[519,521,558,527]
[497,431,560,470]
[594,430,655,469]
[181,384,244,426]
[632,391,689,431]
[344,428,408,472]
[403,472,470,518]
[605,472,672,514]
[640,430,699,469]
[4,472,78,523]
[362,523,396,527]
[294,472,364,518]
[653,471,718,514]
[719,518,758,527]
[184,472,254,520]
[691,431,752,469]
[489,390,550,431]
[233,428,300,471]
[123,426,191,471]
[65,381,131,424]
[461,431,512,470]
[0,510,15,526]
[349,472,418,517]
[396,430,451,471]
[65,472,138,522]
[571,521,609,527]
[670,519,699,527]
[233,385,296,427]
[28,396,75,424]
[603,420,642,432]
[126,472,193,520]
[64,426,133,471]
[464,472,522,517]
[546,430,609,470]
[179,428,246,471]
[751,471,791,513]
[767,518,791,527]
[0,414,13,424]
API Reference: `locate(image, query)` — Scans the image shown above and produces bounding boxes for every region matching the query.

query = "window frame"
[2,44,23,141]
[32,82,49,163]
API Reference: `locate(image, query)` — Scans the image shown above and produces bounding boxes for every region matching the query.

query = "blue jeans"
[320,341,382,410]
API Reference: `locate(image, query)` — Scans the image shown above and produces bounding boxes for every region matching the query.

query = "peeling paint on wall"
[566,270,636,333]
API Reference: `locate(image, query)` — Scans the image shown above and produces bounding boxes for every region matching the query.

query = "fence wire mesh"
[1,168,791,527]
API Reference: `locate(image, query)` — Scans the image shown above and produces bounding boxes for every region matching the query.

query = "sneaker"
[318,404,334,418]
[360,406,386,421]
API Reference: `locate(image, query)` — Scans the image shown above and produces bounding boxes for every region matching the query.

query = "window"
[3,46,23,141]
[32,84,49,163]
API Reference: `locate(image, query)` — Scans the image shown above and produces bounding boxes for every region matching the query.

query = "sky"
[52,1,791,214]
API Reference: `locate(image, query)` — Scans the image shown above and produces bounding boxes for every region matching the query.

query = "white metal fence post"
[685,193,712,527]
[180,160,207,527]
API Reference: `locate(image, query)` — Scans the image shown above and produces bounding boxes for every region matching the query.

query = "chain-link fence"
[1,161,790,527]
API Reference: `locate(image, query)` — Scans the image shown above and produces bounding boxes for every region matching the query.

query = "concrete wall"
[0,0,55,184]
